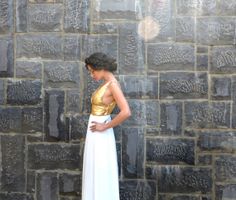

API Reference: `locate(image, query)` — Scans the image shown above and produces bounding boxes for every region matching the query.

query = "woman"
[82,52,131,200]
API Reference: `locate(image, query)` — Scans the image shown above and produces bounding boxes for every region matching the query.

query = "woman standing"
[82,52,131,200]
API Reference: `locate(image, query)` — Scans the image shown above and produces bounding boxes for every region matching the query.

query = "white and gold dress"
[82,81,119,200]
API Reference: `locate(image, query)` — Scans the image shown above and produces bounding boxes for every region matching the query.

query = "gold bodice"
[91,81,116,116]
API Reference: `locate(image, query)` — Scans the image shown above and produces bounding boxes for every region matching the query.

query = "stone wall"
[0,0,236,199]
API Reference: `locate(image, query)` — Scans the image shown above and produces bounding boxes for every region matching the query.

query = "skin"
[87,65,131,132]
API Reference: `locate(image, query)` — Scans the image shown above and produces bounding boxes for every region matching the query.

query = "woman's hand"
[90,121,108,132]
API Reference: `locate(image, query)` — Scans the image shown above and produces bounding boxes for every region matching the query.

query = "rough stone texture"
[146,138,195,165]
[210,46,236,74]
[44,61,80,88]
[0,107,22,133]
[16,61,42,78]
[0,37,14,77]
[28,4,63,32]
[0,0,235,199]
[120,180,156,200]
[7,80,42,105]
[28,144,81,170]
[1,135,25,192]
[119,23,145,74]
[145,0,175,42]
[185,102,230,129]
[146,166,212,193]
[64,0,90,33]
[147,44,195,72]
[197,18,235,45]
[16,34,62,59]
[93,0,143,20]
[215,155,236,182]
[0,0,13,33]
[160,72,208,99]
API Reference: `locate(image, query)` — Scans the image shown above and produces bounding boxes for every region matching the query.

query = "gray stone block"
[0,107,22,133]
[66,90,81,114]
[197,18,235,45]
[211,76,231,100]
[215,184,236,200]
[16,34,62,59]
[0,0,13,33]
[64,35,80,61]
[16,61,42,78]
[22,107,43,133]
[146,138,194,165]
[152,166,212,193]
[0,80,5,104]
[197,155,212,165]
[210,46,236,74]
[146,100,159,126]
[36,172,58,200]
[197,46,208,54]
[145,0,175,42]
[160,72,208,99]
[93,0,142,20]
[59,173,81,195]
[16,0,27,32]
[27,170,36,193]
[197,131,236,152]
[185,102,230,129]
[81,35,117,62]
[197,54,208,71]
[119,75,158,99]
[215,155,236,182]
[0,37,14,77]
[44,61,80,88]
[64,0,90,33]
[170,196,199,200]
[29,0,62,2]
[218,0,236,16]
[44,90,69,141]
[119,23,145,74]
[176,0,217,16]
[7,79,42,105]
[92,22,118,34]
[1,135,25,192]
[28,144,81,170]
[176,17,195,43]
[123,100,146,126]
[70,114,89,140]
[119,180,156,200]
[122,128,144,178]
[28,4,63,32]
[160,102,182,135]
[0,193,34,200]
[148,44,195,72]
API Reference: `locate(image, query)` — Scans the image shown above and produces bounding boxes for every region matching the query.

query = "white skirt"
[82,114,120,200]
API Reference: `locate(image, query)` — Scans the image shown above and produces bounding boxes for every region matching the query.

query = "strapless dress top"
[91,81,116,116]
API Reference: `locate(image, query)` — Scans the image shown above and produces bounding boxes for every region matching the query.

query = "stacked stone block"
[0,0,235,199]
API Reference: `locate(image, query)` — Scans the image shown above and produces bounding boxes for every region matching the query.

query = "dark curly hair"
[85,52,117,72]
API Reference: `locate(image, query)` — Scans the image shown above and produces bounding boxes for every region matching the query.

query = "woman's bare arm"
[104,81,131,129]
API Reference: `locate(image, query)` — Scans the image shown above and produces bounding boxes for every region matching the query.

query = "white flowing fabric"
[82,114,120,200]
